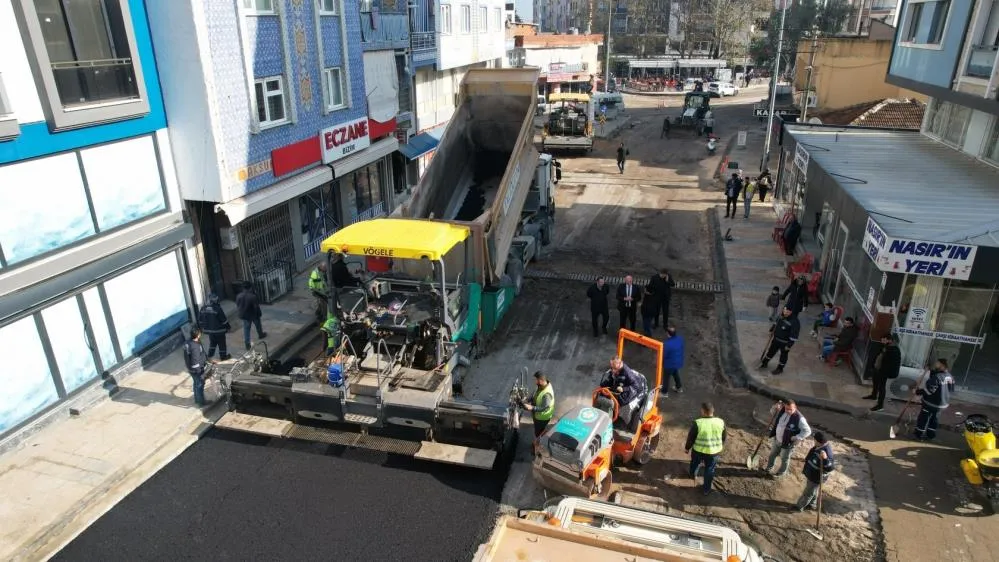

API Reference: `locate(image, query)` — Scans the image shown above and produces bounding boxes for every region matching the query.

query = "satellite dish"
[808,117,822,124]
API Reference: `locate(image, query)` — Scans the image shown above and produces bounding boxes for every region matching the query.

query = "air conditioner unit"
[259,268,289,303]
[886,367,925,402]
[219,227,239,250]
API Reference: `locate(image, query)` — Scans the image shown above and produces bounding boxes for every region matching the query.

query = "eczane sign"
[862,216,977,280]
[320,117,371,164]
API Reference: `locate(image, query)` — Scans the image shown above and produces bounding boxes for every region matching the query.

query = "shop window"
[0,315,59,435]
[82,286,119,372]
[300,183,340,260]
[41,296,99,394]
[254,76,288,129]
[104,253,189,357]
[983,118,999,165]
[80,136,167,231]
[0,152,95,265]
[15,0,150,130]
[925,98,971,146]
[0,72,18,140]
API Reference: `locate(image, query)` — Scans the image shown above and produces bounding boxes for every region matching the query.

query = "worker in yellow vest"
[320,313,340,357]
[521,371,555,443]
[308,263,328,323]
[684,402,726,496]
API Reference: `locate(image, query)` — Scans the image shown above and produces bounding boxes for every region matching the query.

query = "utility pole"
[761,0,789,172]
[800,31,819,122]
[604,1,613,92]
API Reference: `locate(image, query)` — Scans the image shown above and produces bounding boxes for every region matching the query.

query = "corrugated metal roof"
[786,126,999,246]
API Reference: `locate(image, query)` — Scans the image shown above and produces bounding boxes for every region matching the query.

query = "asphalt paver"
[53,429,507,562]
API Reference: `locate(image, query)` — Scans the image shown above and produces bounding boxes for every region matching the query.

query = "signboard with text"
[320,117,371,164]
[793,143,809,174]
[862,217,977,280]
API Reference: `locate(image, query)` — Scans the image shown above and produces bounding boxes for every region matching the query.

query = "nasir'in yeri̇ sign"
[862,217,978,280]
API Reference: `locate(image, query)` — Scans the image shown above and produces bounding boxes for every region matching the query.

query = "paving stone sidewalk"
[0,276,316,562]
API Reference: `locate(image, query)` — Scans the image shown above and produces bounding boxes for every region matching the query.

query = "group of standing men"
[586,269,675,337]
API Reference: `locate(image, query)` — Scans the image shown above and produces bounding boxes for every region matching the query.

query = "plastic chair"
[826,350,854,370]
[806,272,824,304]
[772,212,794,243]
[787,253,814,279]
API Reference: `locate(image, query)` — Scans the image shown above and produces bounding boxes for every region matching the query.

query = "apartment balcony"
[411,31,437,68]
[966,45,997,79]
[360,12,409,51]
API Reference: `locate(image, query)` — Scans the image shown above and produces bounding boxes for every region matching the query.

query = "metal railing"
[966,45,998,79]
[348,201,387,225]
[50,58,139,107]
[411,31,436,52]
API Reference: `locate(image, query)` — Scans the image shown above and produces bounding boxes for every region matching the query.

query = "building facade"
[0,0,196,439]
[770,0,999,402]
[409,0,506,177]
[511,33,602,95]
[146,0,402,303]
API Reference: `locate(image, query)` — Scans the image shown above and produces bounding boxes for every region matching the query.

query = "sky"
[515,0,532,22]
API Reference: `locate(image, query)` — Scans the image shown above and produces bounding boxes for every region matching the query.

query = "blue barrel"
[327,363,344,388]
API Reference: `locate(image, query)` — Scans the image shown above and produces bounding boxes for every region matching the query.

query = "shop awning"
[398,132,440,160]
[320,218,470,260]
[330,136,399,178]
[217,165,332,226]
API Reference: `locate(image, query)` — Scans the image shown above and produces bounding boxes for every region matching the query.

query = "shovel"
[746,406,781,469]
[805,465,825,541]
[889,369,929,439]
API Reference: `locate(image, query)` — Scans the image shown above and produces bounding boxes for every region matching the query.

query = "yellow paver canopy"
[319,218,470,261]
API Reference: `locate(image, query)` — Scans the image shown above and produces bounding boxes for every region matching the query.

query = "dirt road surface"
[462,91,883,561]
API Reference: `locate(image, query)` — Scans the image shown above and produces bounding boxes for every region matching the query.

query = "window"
[243,0,275,13]
[360,0,373,12]
[925,98,971,146]
[13,0,150,130]
[441,4,452,34]
[494,7,503,29]
[254,76,288,128]
[323,67,346,111]
[0,73,17,140]
[983,119,999,165]
[479,6,488,31]
[318,0,337,14]
[901,0,950,45]
[461,5,472,33]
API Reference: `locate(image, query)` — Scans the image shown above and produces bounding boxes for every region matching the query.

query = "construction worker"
[309,262,329,323]
[793,431,835,511]
[762,399,812,477]
[320,313,340,357]
[914,358,954,441]
[198,293,231,361]
[521,371,555,441]
[684,402,726,496]
[759,305,801,375]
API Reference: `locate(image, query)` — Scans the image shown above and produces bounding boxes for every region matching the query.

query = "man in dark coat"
[724,173,743,219]
[783,217,802,255]
[616,275,642,331]
[640,287,659,336]
[235,282,267,351]
[586,277,611,337]
[648,268,676,330]
[781,276,808,317]
[866,333,901,411]
[197,293,231,361]
[616,143,629,173]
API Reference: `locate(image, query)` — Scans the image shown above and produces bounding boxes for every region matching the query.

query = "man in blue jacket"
[662,326,685,397]
[914,358,954,441]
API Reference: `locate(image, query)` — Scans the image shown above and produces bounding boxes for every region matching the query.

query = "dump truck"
[216,68,557,471]
[473,496,770,561]
[542,92,594,152]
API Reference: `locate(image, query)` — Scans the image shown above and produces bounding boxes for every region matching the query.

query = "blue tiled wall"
[888,0,974,89]
[203,0,368,196]
[0,0,167,164]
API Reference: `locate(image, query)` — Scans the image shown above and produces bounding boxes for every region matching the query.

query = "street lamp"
[761,0,790,172]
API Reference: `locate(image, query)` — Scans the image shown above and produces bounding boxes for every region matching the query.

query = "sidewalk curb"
[712,134,738,181]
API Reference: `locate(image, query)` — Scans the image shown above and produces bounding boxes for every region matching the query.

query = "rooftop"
[517,34,604,48]
[785,125,999,246]
[812,99,925,130]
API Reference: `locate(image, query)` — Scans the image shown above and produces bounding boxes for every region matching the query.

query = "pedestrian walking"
[648,268,675,330]
[198,293,231,361]
[235,282,267,351]
[766,286,781,322]
[759,306,800,375]
[819,317,858,361]
[308,262,329,323]
[183,327,209,407]
[640,286,659,336]
[703,110,715,137]
[685,402,726,496]
[723,173,742,219]
[616,143,629,173]
[865,333,901,411]
[586,277,611,337]
[914,359,954,441]
[520,371,555,442]
[616,275,641,331]
[661,116,671,139]
[793,431,835,511]
[742,178,757,218]
[781,275,808,318]
[757,170,771,202]
[662,326,685,396]
[762,399,812,477]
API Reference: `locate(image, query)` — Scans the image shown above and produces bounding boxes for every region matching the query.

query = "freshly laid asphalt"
[53,429,508,562]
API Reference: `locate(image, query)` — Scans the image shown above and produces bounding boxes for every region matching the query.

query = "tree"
[749,0,851,70]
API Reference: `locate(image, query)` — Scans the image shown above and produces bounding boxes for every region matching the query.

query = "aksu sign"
[320,117,371,164]
[862,217,977,280]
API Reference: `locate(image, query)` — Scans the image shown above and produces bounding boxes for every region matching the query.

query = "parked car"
[708,81,740,96]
